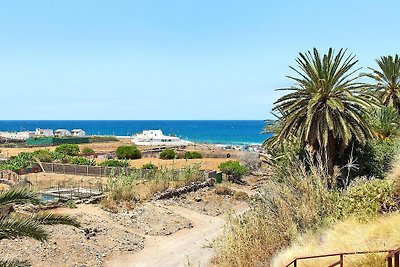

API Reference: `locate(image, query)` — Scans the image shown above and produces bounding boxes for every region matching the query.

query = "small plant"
[69,157,96,166]
[65,199,77,209]
[55,144,80,156]
[159,148,177,160]
[99,159,129,167]
[218,160,249,178]
[82,147,95,155]
[116,145,141,159]
[32,149,53,162]
[184,151,203,159]
[142,162,157,170]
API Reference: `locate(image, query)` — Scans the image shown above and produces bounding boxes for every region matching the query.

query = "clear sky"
[0,0,398,120]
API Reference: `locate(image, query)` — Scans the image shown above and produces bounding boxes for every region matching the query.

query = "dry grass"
[271,212,400,267]
[213,155,333,267]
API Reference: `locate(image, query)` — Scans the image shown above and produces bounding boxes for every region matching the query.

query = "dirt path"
[104,203,248,267]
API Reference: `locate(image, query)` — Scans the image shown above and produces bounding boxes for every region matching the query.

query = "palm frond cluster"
[266,48,400,173]
[0,187,80,266]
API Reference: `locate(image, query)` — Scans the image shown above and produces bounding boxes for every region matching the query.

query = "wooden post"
[389,257,393,267]
[293,259,297,267]
[340,255,344,267]
[395,252,399,267]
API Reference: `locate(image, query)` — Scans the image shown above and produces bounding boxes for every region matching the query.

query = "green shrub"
[65,199,77,209]
[332,178,397,221]
[55,144,80,156]
[184,151,202,159]
[116,145,141,159]
[3,152,34,171]
[82,147,95,155]
[99,159,129,167]
[218,160,249,178]
[142,162,157,170]
[159,148,177,160]
[32,149,53,162]
[89,136,118,143]
[69,157,96,166]
[347,139,400,179]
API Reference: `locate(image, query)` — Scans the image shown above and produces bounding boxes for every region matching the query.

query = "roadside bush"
[82,147,95,155]
[159,148,176,160]
[142,162,157,170]
[332,178,397,221]
[218,160,249,178]
[116,145,141,159]
[99,159,129,167]
[32,149,53,162]
[69,157,96,166]
[55,144,80,156]
[184,151,202,159]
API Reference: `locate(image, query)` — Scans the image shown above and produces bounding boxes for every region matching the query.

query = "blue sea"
[0,120,270,145]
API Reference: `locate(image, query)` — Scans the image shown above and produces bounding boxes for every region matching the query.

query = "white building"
[131,130,192,146]
[35,128,54,137]
[71,129,86,137]
[54,129,71,137]
[0,131,35,140]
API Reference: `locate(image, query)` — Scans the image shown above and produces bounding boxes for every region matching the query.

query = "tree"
[115,145,141,159]
[0,187,80,266]
[159,148,176,160]
[365,106,400,140]
[365,55,400,112]
[267,48,377,174]
[54,144,80,157]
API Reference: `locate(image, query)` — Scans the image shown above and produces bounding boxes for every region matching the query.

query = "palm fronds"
[31,212,80,228]
[0,259,31,267]
[0,216,48,242]
[0,188,39,206]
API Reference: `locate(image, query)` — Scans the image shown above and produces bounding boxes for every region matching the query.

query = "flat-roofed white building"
[54,129,71,137]
[131,130,192,146]
[35,128,54,137]
[71,129,86,137]
[0,131,35,140]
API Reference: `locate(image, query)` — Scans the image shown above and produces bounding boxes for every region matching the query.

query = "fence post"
[340,255,344,267]
[293,259,297,267]
[389,257,393,267]
[52,163,54,172]
[395,252,399,267]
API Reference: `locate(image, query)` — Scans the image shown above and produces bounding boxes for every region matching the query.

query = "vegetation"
[183,151,202,159]
[115,145,141,159]
[142,162,157,170]
[99,159,129,167]
[54,144,80,157]
[365,54,400,113]
[218,160,249,178]
[102,165,205,211]
[267,48,377,174]
[159,148,176,160]
[69,157,96,166]
[0,152,34,171]
[365,106,400,140]
[32,149,53,163]
[0,187,80,266]
[82,147,95,155]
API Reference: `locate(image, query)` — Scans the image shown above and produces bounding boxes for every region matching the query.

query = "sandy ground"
[126,158,230,171]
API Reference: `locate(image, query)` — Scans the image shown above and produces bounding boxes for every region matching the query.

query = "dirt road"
[104,203,247,267]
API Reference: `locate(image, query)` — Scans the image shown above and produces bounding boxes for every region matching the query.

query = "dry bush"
[272,213,400,267]
[213,154,333,267]
[388,156,400,198]
[238,152,261,171]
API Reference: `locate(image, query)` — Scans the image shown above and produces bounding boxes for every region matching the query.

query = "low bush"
[1,152,35,171]
[116,145,141,159]
[82,147,95,155]
[32,149,53,162]
[184,151,202,159]
[55,144,80,156]
[99,159,129,167]
[142,162,157,170]
[89,135,119,143]
[159,148,176,160]
[332,178,397,221]
[69,157,96,166]
[218,160,249,178]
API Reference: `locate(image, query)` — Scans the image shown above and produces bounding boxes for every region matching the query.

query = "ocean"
[0,120,270,145]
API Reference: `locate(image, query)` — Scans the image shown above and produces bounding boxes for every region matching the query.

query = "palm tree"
[365,106,400,140]
[365,55,400,112]
[268,48,377,174]
[0,187,80,267]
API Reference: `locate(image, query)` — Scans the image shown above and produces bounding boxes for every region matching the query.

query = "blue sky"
[0,0,398,120]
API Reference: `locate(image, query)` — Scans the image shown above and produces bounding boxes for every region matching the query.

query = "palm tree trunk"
[326,131,335,177]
